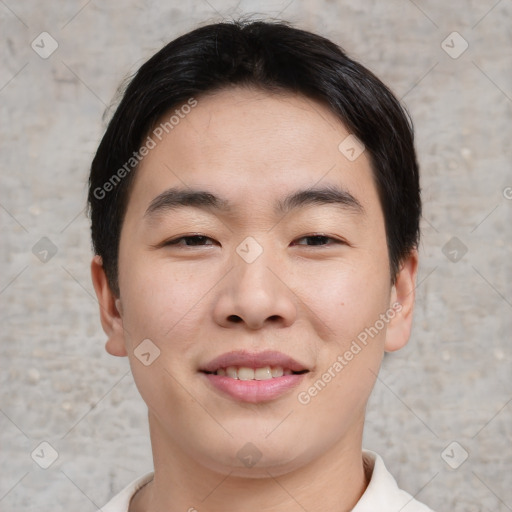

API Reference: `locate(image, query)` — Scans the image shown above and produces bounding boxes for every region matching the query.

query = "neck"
[130,413,369,512]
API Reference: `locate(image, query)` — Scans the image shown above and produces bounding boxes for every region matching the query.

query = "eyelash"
[162,234,345,248]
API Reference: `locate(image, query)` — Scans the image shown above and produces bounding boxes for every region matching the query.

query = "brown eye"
[164,235,216,246]
[292,235,342,246]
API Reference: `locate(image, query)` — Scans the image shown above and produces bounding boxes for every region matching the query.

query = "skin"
[91,86,418,512]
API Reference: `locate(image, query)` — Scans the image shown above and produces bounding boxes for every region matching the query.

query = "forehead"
[125,87,382,222]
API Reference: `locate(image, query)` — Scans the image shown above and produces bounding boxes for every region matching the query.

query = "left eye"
[292,235,341,246]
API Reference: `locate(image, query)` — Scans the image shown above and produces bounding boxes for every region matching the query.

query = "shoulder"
[353,450,436,512]
[100,473,154,512]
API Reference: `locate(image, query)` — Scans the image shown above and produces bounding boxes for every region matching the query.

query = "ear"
[384,249,419,352]
[90,255,127,357]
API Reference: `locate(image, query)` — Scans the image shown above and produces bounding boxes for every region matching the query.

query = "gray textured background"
[1,1,511,511]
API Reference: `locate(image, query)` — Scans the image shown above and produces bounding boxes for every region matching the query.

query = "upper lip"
[200,350,309,373]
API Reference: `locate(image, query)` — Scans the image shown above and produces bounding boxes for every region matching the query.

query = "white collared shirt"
[101,450,435,511]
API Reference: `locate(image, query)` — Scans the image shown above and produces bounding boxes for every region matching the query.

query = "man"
[89,18,434,511]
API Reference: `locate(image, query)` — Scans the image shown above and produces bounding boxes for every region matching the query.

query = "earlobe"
[384,249,419,352]
[90,255,128,357]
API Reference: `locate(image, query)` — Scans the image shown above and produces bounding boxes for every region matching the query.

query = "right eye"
[163,235,217,247]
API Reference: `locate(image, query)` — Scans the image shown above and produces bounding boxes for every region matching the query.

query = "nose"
[212,244,297,330]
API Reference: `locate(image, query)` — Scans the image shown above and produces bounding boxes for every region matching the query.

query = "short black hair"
[88,18,421,296]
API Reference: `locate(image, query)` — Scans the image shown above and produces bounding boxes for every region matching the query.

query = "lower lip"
[201,372,307,403]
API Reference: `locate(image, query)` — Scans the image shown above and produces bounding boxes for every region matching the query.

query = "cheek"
[292,264,390,441]
[301,255,391,399]
[117,257,209,416]
[293,258,392,342]
[118,253,218,345]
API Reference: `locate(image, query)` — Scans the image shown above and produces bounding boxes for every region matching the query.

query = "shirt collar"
[101,450,433,512]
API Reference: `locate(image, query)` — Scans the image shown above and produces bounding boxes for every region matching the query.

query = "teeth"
[271,366,283,377]
[226,366,238,379]
[254,366,272,380]
[238,367,255,381]
[215,366,292,379]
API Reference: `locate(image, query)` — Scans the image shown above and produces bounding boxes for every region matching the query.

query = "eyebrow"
[144,184,364,219]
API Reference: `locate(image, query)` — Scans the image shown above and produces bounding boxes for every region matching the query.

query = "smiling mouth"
[202,366,309,380]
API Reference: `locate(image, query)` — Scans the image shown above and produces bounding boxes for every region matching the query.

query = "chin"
[194,438,316,478]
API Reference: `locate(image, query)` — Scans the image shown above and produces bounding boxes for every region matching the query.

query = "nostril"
[227,315,243,323]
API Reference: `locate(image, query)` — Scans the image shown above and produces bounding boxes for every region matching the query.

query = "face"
[92,86,418,477]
